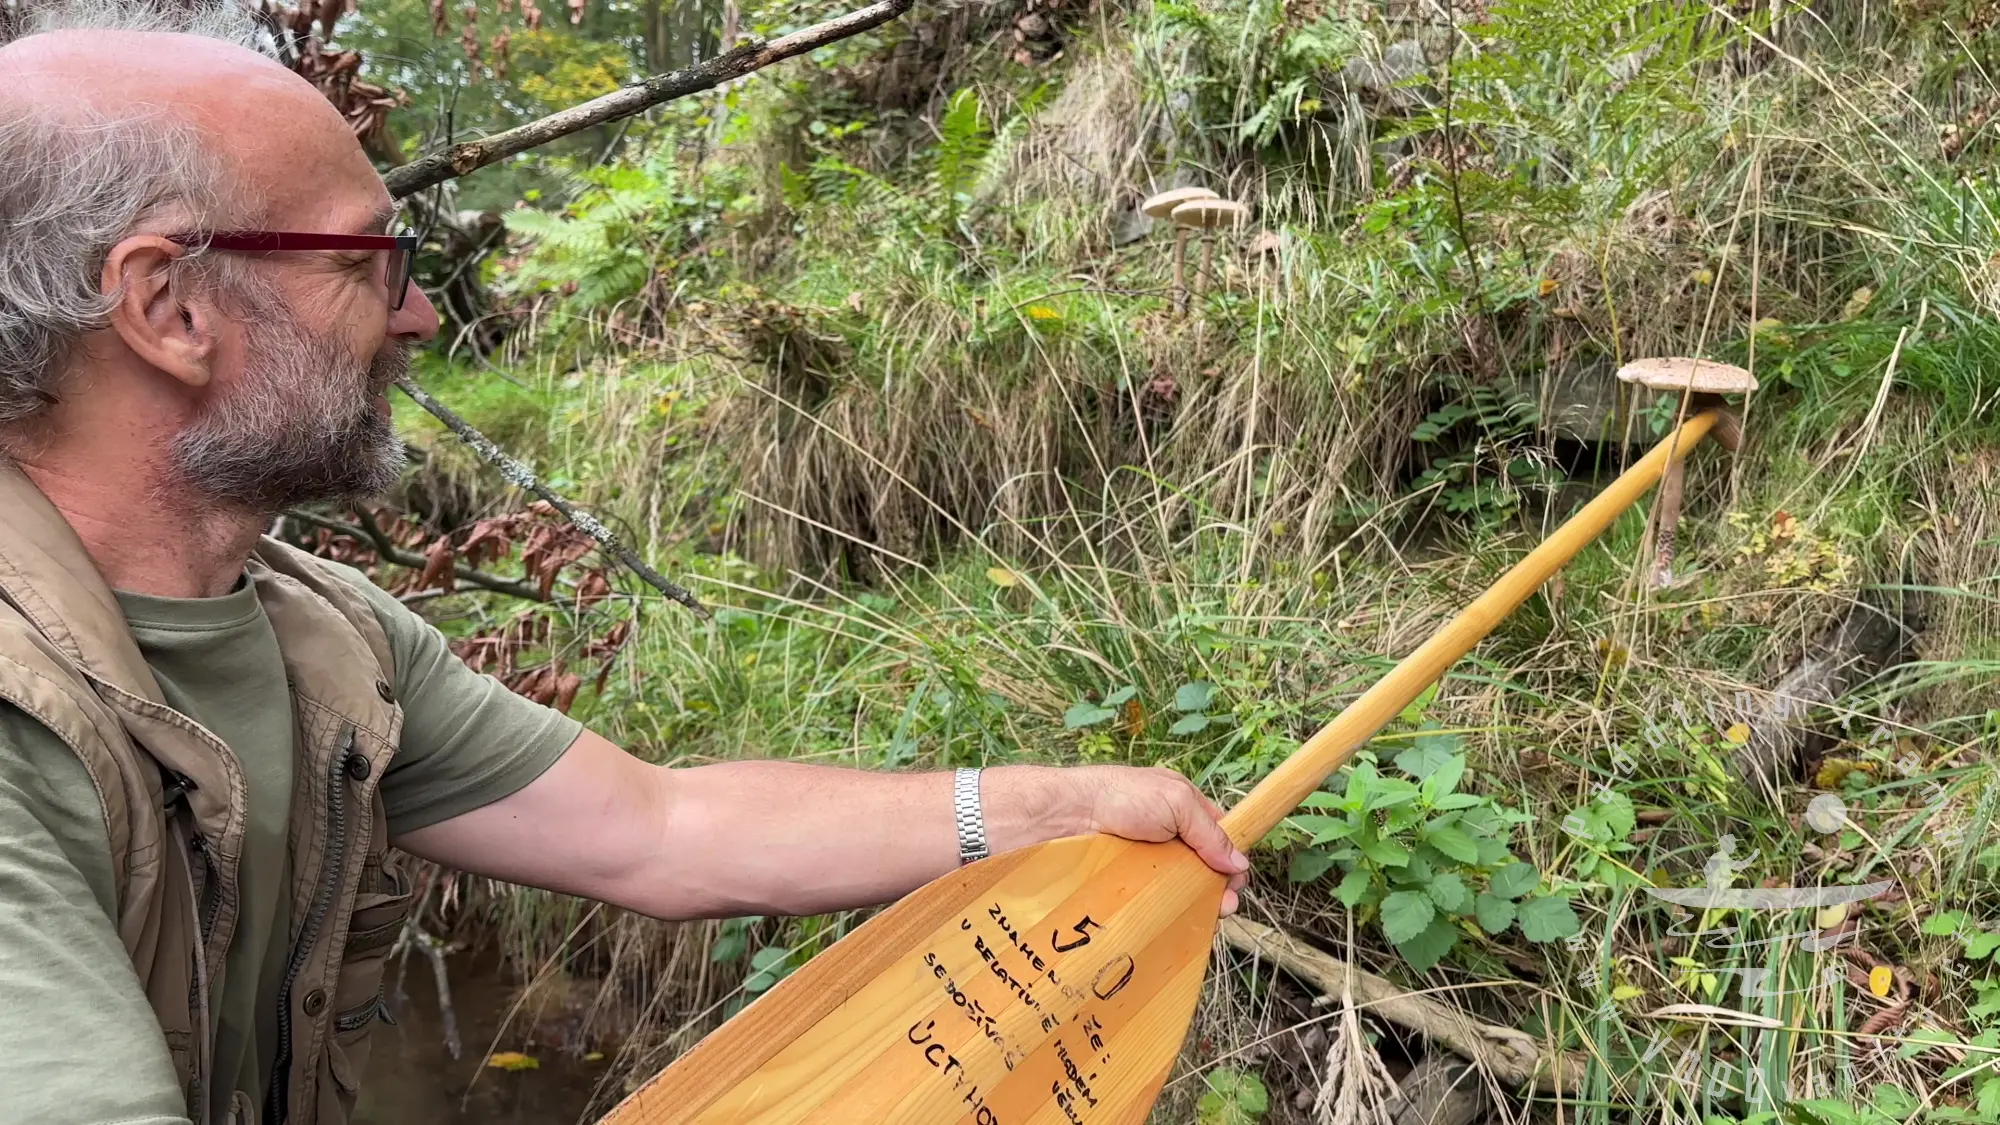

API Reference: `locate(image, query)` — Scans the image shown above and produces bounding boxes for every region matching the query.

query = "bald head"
[0,2,435,518]
[0,27,381,230]
[0,3,409,437]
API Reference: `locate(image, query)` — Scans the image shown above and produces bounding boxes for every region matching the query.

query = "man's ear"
[102,235,220,389]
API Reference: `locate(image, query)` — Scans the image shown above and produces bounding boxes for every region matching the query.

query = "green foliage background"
[344,0,2000,1119]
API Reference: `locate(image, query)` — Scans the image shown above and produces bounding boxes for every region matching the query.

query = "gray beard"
[171,315,409,513]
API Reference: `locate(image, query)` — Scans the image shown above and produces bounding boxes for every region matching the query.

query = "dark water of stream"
[353,953,604,1125]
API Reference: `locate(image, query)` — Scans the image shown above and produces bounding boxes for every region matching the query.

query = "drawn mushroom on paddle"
[1615,356,1756,588]
[1139,187,1217,311]
[1170,197,1251,306]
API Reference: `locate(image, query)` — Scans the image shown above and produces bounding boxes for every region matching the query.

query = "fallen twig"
[391,375,710,617]
[283,506,550,603]
[1219,916,1588,1093]
[382,0,916,199]
[391,920,463,1061]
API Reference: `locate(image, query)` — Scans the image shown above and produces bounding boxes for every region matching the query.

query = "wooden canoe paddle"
[600,409,1722,1125]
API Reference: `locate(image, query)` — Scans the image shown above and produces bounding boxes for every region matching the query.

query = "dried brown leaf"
[417,537,457,593]
[552,671,583,714]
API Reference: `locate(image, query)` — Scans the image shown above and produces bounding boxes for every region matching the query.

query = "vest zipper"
[165,770,222,944]
[263,726,354,1125]
[175,826,218,1125]
[190,830,222,944]
[166,771,218,1125]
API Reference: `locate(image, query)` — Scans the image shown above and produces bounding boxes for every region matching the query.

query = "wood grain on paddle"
[599,410,1720,1125]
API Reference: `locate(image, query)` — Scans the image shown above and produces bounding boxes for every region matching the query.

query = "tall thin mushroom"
[1615,357,1757,588]
[1169,197,1251,303]
[1140,187,1219,312]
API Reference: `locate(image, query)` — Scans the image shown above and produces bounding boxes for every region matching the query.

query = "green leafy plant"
[502,141,750,317]
[710,916,798,1016]
[932,87,991,228]
[1170,679,1221,735]
[1922,910,2000,960]
[709,914,766,964]
[1407,385,1553,528]
[1146,0,1370,150]
[1195,1067,1269,1125]
[1561,788,1646,890]
[1284,728,1579,970]
[1065,684,1135,729]
[742,945,793,995]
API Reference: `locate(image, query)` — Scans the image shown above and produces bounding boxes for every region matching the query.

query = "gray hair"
[0,0,269,430]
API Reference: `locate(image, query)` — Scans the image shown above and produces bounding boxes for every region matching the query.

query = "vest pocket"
[326,990,384,1095]
[324,851,412,1107]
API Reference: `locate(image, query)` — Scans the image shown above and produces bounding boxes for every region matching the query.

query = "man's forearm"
[623,760,1088,919]
[397,730,1247,922]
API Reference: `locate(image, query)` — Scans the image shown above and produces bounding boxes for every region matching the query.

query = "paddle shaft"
[1218,409,1719,850]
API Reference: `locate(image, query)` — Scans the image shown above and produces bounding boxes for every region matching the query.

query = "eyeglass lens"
[387,247,412,312]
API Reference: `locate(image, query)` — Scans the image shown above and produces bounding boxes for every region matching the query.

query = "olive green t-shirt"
[0,564,583,1125]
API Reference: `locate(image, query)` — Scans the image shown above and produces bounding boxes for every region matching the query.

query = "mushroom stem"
[1173,227,1191,313]
[1712,409,1743,453]
[1652,460,1685,589]
[1200,235,1216,301]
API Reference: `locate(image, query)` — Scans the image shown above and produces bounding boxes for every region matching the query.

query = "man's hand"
[399,731,1253,920]
[983,764,1250,915]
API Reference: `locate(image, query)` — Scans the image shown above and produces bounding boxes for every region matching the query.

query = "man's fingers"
[1165,776,1248,878]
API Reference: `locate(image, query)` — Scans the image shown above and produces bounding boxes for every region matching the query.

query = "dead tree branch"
[376,0,890,615]
[1220,916,1588,1094]
[391,375,710,617]
[383,0,916,198]
[284,507,552,603]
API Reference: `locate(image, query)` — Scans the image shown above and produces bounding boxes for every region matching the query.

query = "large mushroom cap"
[1170,198,1251,230]
[1615,356,1758,395]
[1140,187,1219,219]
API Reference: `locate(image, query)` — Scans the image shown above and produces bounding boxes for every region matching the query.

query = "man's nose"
[391,282,442,344]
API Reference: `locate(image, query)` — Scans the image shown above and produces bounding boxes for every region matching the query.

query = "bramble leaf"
[1064,702,1116,728]
[1519,895,1582,943]
[1424,824,1481,865]
[1288,847,1342,884]
[1381,890,1435,944]
[1175,681,1217,712]
[1474,893,1516,933]
[1426,872,1472,913]
[1335,867,1374,907]
[1361,836,1411,867]
[1488,861,1540,900]
[1395,915,1459,972]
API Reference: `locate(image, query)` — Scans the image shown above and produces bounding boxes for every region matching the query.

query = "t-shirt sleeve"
[0,706,191,1125]
[325,567,584,836]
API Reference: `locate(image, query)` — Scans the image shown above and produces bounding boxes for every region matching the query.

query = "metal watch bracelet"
[953,767,989,864]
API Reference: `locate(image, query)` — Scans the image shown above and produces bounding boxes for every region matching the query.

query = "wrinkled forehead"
[0,28,392,231]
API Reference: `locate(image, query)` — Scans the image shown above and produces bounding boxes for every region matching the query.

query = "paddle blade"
[599,833,1227,1124]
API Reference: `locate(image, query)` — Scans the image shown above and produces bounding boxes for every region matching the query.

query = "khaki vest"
[0,463,413,1125]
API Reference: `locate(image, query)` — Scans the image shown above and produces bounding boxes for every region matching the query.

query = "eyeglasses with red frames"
[165,229,421,311]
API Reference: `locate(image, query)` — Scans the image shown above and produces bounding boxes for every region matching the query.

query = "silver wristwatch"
[953,767,989,865]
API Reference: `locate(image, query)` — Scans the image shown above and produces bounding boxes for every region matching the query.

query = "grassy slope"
[382,0,2000,1120]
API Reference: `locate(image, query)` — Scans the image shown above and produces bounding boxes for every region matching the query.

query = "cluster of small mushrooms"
[1141,187,1251,310]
